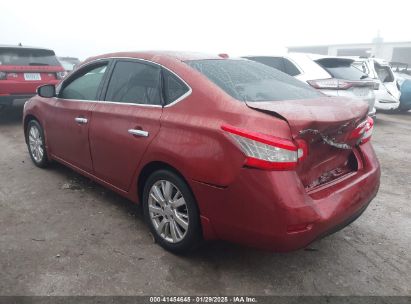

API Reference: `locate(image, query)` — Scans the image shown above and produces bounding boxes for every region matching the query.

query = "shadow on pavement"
[48,159,327,260]
[377,109,411,117]
[0,106,24,126]
[49,160,144,220]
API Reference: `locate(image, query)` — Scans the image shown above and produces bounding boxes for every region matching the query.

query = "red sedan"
[23,51,380,253]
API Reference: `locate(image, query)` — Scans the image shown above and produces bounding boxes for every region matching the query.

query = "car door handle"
[128,129,149,137]
[75,117,88,124]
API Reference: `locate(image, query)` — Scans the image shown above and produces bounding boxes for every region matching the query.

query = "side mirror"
[37,84,56,98]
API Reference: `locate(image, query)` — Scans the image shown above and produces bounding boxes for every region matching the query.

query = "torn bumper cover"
[191,142,380,252]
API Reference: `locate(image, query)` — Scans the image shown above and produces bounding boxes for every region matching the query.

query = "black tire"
[142,169,202,254]
[26,120,49,168]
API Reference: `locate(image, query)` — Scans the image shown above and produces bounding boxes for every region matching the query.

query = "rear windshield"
[186,59,322,102]
[0,48,61,66]
[316,58,368,81]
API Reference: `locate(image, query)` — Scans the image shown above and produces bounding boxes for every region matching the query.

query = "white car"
[352,57,400,111]
[243,53,377,117]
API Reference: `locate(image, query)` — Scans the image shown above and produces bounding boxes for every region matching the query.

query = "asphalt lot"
[0,107,410,296]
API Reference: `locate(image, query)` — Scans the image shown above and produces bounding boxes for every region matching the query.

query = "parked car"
[58,56,80,73]
[243,53,377,117]
[23,52,380,253]
[352,57,400,111]
[394,72,411,112]
[0,45,65,110]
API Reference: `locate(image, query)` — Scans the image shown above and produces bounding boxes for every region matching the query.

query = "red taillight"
[221,124,307,171]
[361,116,374,144]
[295,138,308,162]
[349,116,374,144]
[307,78,352,90]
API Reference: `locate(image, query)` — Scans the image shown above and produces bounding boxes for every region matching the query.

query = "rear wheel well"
[137,161,190,202]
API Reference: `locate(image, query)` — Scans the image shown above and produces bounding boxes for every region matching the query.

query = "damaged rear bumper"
[191,142,380,251]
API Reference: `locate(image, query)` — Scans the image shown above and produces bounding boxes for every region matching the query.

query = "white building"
[287,39,411,65]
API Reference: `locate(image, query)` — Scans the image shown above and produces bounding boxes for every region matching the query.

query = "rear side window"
[245,57,301,77]
[59,64,108,100]
[186,59,322,102]
[316,58,368,81]
[0,47,60,66]
[354,61,370,75]
[105,61,162,105]
[163,69,190,104]
[244,56,285,72]
[283,58,300,76]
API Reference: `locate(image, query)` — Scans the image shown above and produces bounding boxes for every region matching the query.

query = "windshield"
[0,48,61,66]
[316,58,369,81]
[186,59,322,102]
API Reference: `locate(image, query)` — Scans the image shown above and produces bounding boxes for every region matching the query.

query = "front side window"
[186,59,321,102]
[163,69,190,104]
[105,61,162,105]
[59,64,108,100]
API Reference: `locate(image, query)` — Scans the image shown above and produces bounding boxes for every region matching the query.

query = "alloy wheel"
[28,125,44,163]
[148,180,189,243]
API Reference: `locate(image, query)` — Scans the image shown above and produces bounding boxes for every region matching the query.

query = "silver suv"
[243,53,377,117]
[352,57,400,111]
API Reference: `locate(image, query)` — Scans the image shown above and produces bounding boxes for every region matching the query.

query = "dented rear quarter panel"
[138,60,294,188]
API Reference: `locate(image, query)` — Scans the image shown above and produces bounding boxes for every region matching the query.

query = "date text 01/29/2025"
[149,296,257,303]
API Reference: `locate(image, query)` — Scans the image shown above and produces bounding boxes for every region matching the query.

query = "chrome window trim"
[57,56,192,108]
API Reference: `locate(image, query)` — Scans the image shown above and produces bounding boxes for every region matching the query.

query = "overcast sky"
[1,0,409,60]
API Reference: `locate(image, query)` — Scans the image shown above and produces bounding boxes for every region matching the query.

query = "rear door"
[89,59,163,191]
[47,61,110,172]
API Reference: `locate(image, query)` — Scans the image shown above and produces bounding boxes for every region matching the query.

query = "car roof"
[241,53,333,81]
[294,53,355,63]
[85,51,224,64]
[345,56,390,66]
[243,53,355,63]
[0,44,55,52]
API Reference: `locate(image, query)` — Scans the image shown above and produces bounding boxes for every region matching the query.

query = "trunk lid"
[246,96,368,138]
[246,97,369,191]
